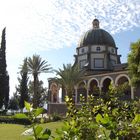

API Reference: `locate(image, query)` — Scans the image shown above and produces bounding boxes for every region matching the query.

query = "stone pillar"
[47,89,51,103]
[62,87,66,102]
[74,87,78,103]
[86,86,89,101]
[57,89,59,103]
[98,86,102,95]
[131,87,134,99]
[85,80,89,101]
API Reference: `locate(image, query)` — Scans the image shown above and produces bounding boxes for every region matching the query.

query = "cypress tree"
[18,58,29,110]
[0,28,9,109]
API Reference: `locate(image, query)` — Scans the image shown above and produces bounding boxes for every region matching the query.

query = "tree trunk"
[33,74,38,108]
[67,88,75,104]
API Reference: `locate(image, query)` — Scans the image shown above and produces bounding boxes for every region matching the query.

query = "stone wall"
[47,103,81,115]
[47,103,67,115]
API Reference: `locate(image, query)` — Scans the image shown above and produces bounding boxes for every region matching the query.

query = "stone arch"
[100,76,114,87]
[88,78,100,96]
[115,74,131,100]
[88,78,99,87]
[50,83,59,103]
[115,74,130,86]
[100,76,114,93]
[77,81,87,102]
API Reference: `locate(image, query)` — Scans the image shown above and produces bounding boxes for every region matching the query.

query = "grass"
[0,121,63,140]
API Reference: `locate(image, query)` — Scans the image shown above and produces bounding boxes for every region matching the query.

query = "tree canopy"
[0,28,9,109]
[128,39,140,87]
[27,54,52,108]
[55,64,83,97]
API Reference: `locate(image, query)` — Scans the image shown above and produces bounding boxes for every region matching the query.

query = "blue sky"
[0,0,140,96]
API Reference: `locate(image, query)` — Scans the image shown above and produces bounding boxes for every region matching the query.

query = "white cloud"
[0,0,140,96]
[1,0,140,52]
[27,0,140,49]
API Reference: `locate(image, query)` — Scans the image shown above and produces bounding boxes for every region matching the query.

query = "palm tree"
[55,64,83,98]
[27,54,52,108]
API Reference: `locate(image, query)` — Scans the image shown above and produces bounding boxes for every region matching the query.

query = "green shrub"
[55,85,140,140]
[0,110,7,115]
[0,116,13,124]
[19,102,52,140]
[51,113,62,122]
[0,115,31,125]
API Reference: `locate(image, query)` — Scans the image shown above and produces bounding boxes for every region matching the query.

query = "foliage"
[55,84,140,140]
[0,115,31,125]
[128,39,140,87]
[18,58,29,109]
[8,96,19,110]
[28,80,48,107]
[27,54,52,108]
[0,27,9,109]
[50,113,62,122]
[0,122,63,140]
[54,64,83,98]
[18,101,52,140]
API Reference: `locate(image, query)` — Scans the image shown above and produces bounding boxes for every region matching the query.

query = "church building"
[47,19,136,114]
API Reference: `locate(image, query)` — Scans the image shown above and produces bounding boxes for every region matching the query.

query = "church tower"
[75,19,121,73]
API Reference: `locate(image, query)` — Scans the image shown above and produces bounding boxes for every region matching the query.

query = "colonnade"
[49,74,134,103]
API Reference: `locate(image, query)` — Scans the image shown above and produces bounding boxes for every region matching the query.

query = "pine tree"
[0,28,9,109]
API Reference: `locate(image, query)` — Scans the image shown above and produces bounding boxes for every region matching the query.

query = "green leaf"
[34,108,44,117]
[112,108,118,116]
[55,128,62,135]
[96,113,111,125]
[96,113,103,123]
[53,138,61,140]
[102,114,110,124]
[43,128,51,136]
[25,101,32,111]
[35,125,43,136]
[65,96,69,102]
[132,114,140,124]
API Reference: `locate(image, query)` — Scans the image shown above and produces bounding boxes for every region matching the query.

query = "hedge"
[0,116,31,125]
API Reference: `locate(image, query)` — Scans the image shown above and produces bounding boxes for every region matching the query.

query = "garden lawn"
[0,121,63,140]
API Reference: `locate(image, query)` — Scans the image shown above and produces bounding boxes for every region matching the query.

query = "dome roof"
[79,19,116,48]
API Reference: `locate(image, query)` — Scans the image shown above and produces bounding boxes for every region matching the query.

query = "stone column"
[86,86,89,101]
[62,87,66,102]
[47,89,51,103]
[131,87,134,99]
[74,86,78,103]
[98,86,102,95]
[86,80,90,101]
[57,89,59,103]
